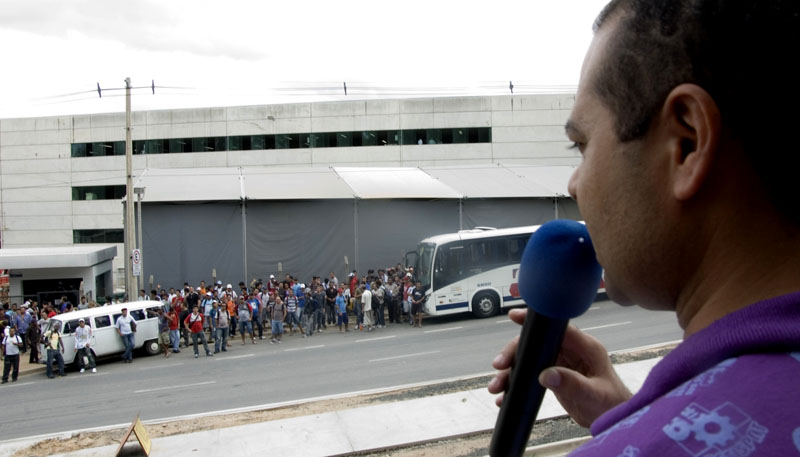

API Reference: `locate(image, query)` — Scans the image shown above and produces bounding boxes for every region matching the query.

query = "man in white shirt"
[2,326,22,383]
[74,318,96,373]
[362,286,374,332]
[115,307,136,363]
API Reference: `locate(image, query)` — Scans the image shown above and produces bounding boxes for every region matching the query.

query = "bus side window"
[508,236,528,262]
[94,316,111,328]
[130,310,146,321]
[146,307,161,319]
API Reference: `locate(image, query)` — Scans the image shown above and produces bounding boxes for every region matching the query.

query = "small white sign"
[132,249,141,276]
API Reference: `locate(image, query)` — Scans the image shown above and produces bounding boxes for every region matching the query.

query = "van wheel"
[472,292,500,318]
[144,339,161,356]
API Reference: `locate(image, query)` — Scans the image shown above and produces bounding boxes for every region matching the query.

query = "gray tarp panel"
[355,200,461,273]
[141,197,580,290]
[244,200,354,284]
[461,198,560,230]
[142,202,243,289]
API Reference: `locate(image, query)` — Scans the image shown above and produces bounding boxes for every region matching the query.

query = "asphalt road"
[0,301,682,441]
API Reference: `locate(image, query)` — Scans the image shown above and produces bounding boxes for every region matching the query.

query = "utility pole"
[124,77,136,301]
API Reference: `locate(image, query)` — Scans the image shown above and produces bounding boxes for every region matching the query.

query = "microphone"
[489,219,602,457]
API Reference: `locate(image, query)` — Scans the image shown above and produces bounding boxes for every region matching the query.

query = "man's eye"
[567,142,585,153]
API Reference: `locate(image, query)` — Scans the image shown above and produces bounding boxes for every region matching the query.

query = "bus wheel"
[472,292,499,318]
[144,339,161,356]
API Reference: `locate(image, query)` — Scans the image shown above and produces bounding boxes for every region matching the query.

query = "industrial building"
[0,93,580,301]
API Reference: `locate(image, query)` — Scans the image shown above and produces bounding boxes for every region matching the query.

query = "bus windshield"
[417,242,435,291]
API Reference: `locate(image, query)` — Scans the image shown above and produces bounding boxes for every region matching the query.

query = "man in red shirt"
[167,306,181,354]
[184,306,212,358]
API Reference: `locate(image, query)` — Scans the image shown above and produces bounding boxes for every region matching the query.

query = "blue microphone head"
[519,219,603,320]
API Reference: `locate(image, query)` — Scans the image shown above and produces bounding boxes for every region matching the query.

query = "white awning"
[0,246,117,269]
[131,164,575,202]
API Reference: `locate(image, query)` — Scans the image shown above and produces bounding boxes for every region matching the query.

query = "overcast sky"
[0,0,609,119]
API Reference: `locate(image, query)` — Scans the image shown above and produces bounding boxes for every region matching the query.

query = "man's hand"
[487,308,632,428]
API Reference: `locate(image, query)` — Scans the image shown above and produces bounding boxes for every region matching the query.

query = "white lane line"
[0,381,35,388]
[355,335,396,343]
[369,351,441,363]
[214,354,254,361]
[580,321,633,332]
[134,381,216,394]
[588,306,600,311]
[138,362,184,370]
[495,319,511,324]
[285,345,325,352]
[424,326,462,334]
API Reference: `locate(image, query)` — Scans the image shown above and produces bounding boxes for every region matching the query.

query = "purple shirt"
[569,291,800,457]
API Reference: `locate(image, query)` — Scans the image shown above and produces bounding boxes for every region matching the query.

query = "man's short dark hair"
[592,0,799,220]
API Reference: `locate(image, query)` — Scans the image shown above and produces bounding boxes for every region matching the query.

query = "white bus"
[407,224,605,318]
[406,225,539,318]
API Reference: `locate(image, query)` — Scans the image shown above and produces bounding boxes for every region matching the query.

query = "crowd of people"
[1,265,428,381]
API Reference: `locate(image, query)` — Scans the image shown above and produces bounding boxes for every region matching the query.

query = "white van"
[43,301,165,366]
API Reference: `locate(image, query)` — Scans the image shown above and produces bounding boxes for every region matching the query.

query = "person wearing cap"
[74,318,96,372]
[115,307,136,363]
[225,284,238,300]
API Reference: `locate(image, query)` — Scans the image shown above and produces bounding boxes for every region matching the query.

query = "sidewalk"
[12,357,660,457]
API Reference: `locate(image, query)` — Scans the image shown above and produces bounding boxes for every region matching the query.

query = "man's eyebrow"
[564,119,584,137]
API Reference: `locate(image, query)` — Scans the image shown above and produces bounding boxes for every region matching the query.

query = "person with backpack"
[373,280,386,328]
[237,298,256,345]
[336,288,349,333]
[43,321,66,378]
[2,326,22,383]
[268,295,287,344]
[213,300,230,353]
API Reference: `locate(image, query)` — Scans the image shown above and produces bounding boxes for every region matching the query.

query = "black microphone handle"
[489,312,568,457]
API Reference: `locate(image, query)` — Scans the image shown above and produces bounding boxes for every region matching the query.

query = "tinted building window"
[71,127,492,156]
[73,229,124,244]
[72,185,126,201]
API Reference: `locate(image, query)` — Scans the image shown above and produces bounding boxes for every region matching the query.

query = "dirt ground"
[14,343,677,457]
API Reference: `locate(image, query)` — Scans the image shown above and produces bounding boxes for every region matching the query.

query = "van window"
[146,307,161,319]
[130,310,146,321]
[62,319,83,335]
[94,315,111,328]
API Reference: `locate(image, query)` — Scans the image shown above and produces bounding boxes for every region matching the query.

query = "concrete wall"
[0,94,577,287]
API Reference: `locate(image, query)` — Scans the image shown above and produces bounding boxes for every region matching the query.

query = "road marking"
[134,381,216,394]
[369,351,441,363]
[424,326,462,334]
[138,362,184,370]
[214,354,254,361]
[495,319,511,324]
[0,381,35,388]
[580,321,632,332]
[285,345,324,352]
[588,306,600,311]
[355,335,396,343]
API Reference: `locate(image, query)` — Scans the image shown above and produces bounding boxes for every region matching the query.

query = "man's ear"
[659,84,722,201]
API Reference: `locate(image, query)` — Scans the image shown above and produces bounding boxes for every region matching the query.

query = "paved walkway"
[0,357,661,457]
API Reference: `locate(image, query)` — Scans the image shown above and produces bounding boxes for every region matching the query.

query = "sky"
[0,0,609,119]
